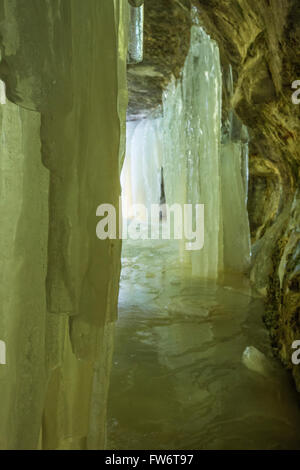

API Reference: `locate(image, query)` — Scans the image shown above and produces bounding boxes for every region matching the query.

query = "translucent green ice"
[0,0,128,449]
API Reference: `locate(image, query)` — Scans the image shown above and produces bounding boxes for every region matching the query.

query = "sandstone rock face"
[128,0,300,389]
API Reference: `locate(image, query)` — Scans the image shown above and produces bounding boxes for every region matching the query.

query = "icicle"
[127,0,144,64]
[125,24,251,278]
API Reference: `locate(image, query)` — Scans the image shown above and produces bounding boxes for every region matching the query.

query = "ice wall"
[162,26,223,277]
[220,65,251,275]
[0,90,49,450]
[122,24,250,278]
[162,26,250,277]
[0,0,128,449]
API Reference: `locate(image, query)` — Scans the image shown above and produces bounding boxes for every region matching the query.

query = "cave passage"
[0,0,299,451]
[108,234,300,450]
[107,24,300,450]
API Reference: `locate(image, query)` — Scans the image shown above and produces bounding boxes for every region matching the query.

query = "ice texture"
[162,26,223,277]
[221,142,251,273]
[127,2,144,64]
[0,0,128,449]
[0,96,49,450]
[108,235,300,450]
[122,26,250,278]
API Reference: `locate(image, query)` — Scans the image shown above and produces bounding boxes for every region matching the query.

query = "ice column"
[221,65,251,274]
[161,25,250,277]
[162,26,223,278]
[127,0,144,64]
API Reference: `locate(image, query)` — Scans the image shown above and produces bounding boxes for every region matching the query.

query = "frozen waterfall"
[121,25,251,278]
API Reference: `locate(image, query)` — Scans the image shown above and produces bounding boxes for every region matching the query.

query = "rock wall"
[127,0,192,119]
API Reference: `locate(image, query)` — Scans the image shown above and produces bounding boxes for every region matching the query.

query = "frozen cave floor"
[107,233,300,450]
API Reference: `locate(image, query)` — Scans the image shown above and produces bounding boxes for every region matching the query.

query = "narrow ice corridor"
[0,0,299,451]
[107,24,300,450]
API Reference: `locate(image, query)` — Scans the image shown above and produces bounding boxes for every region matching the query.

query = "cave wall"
[0,0,128,449]
[193,0,300,388]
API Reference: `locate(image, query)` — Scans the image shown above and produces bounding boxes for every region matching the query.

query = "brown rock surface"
[127,0,192,119]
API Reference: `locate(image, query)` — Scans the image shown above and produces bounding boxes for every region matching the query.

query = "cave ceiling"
[127,0,192,120]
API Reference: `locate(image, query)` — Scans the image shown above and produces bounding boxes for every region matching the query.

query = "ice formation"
[0,0,128,449]
[127,1,144,64]
[221,141,251,273]
[161,26,222,277]
[121,119,163,220]
[0,0,252,450]
[122,25,251,278]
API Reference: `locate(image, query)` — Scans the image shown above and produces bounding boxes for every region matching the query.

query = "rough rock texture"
[128,0,300,389]
[127,0,192,119]
[194,0,300,390]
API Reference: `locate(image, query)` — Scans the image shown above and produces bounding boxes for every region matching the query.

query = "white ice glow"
[121,119,162,221]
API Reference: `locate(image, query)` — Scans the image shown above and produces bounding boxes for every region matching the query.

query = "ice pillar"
[125,24,251,278]
[127,0,144,64]
[162,26,223,278]
[220,139,251,274]
[220,66,251,275]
